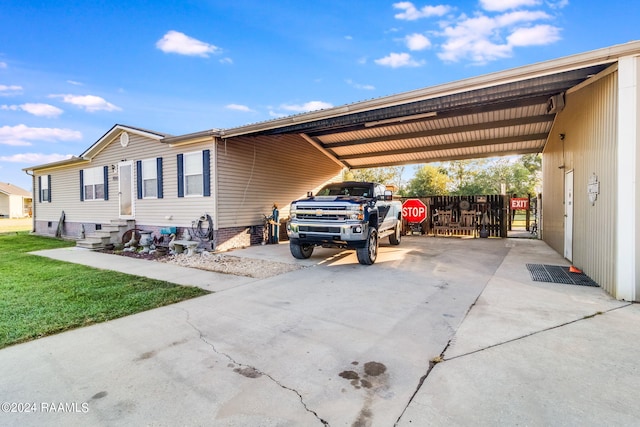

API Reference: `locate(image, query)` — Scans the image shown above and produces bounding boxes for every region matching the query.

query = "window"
[81,166,108,201]
[177,150,210,198]
[136,158,163,200]
[142,159,157,198]
[184,152,203,196]
[39,175,51,203]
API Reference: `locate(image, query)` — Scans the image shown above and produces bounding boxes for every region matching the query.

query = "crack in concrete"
[393,341,451,426]
[394,304,634,425]
[178,308,329,426]
[443,304,633,363]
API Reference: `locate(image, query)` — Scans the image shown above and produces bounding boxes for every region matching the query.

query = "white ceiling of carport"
[219,42,640,170]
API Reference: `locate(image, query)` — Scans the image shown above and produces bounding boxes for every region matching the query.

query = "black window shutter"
[79,170,84,201]
[103,166,109,201]
[47,174,52,202]
[38,176,42,203]
[203,149,211,197]
[177,154,184,198]
[157,157,164,199]
[136,161,143,199]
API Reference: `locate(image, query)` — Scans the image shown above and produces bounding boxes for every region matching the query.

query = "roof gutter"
[24,169,36,233]
[161,129,221,146]
[22,156,88,173]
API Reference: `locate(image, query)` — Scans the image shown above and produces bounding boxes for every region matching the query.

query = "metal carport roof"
[209,41,640,170]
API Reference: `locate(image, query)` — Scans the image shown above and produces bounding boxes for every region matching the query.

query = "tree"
[343,167,405,189]
[403,164,450,196]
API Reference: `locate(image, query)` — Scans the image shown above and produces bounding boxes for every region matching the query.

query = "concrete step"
[87,231,115,240]
[100,224,121,233]
[76,238,106,250]
[76,219,135,250]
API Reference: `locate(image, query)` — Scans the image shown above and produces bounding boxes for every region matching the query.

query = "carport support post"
[616,55,640,301]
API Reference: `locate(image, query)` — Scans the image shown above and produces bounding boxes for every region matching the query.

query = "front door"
[118,161,134,219]
[564,170,574,261]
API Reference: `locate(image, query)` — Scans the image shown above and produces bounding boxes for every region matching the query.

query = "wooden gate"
[401,195,507,238]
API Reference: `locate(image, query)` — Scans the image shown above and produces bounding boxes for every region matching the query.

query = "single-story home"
[24,125,343,251]
[25,40,640,301]
[0,182,32,218]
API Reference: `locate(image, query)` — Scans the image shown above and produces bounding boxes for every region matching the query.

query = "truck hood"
[295,195,370,204]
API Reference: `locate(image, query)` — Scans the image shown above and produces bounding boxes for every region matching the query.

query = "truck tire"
[290,242,314,259]
[389,222,402,245]
[356,228,378,265]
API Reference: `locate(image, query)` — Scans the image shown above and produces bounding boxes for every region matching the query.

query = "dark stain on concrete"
[234,366,262,379]
[91,391,108,400]
[363,361,386,377]
[353,407,373,427]
[339,370,360,380]
[136,350,156,361]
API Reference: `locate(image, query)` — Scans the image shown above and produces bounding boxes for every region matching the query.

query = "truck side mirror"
[384,190,393,201]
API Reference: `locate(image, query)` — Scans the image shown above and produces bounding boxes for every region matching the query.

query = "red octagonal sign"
[402,199,428,223]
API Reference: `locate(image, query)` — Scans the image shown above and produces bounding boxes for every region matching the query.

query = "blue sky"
[1,0,638,191]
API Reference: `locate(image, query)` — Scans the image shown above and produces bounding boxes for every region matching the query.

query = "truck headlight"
[347,205,364,220]
[290,204,297,219]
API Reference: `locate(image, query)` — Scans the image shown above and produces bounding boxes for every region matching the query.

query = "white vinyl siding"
[215,134,343,228]
[83,166,105,201]
[142,159,158,198]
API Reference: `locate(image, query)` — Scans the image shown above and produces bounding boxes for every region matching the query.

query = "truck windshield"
[317,185,372,197]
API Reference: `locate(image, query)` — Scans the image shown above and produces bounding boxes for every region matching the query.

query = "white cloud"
[346,79,376,90]
[547,0,569,9]
[405,33,432,51]
[225,104,254,112]
[0,85,22,96]
[66,80,84,86]
[507,24,561,46]
[0,152,74,164]
[436,10,560,64]
[495,10,551,26]
[394,2,451,20]
[51,94,121,112]
[0,62,7,69]
[219,57,233,64]
[480,0,541,12]
[0,124,82,146]
[280,101,334,112]
[156,30,221,57]
[1,103,64,118]
[375,52,425,68]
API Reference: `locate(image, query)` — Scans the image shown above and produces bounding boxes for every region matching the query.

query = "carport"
[219,48,616,168]
[217,41,640,301]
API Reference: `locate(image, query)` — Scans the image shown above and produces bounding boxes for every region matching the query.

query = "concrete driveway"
[0,236,628,426]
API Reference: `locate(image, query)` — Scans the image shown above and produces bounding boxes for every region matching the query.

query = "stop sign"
[402,199,428,223]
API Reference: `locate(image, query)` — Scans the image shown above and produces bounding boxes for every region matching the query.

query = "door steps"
[76,219,135,250]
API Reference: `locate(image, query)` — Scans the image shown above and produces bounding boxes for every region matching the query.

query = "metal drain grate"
[526,264,599,287]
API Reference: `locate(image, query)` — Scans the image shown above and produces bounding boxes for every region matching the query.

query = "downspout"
[25,170,35,233]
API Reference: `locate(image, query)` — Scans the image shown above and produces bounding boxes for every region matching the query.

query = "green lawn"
[0,233,209,349]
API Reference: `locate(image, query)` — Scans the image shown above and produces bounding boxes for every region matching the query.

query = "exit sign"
[510,198,529,210]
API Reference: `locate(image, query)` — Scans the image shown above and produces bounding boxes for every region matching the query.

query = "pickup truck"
[286,181,402,265]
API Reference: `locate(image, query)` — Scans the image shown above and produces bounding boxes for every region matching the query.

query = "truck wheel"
[290,242,314,259]
[356,228,378,265]
[389,222,402,245]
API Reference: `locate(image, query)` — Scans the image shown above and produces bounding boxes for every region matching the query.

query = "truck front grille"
[299,226,341,233]
[295,206,350,221]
